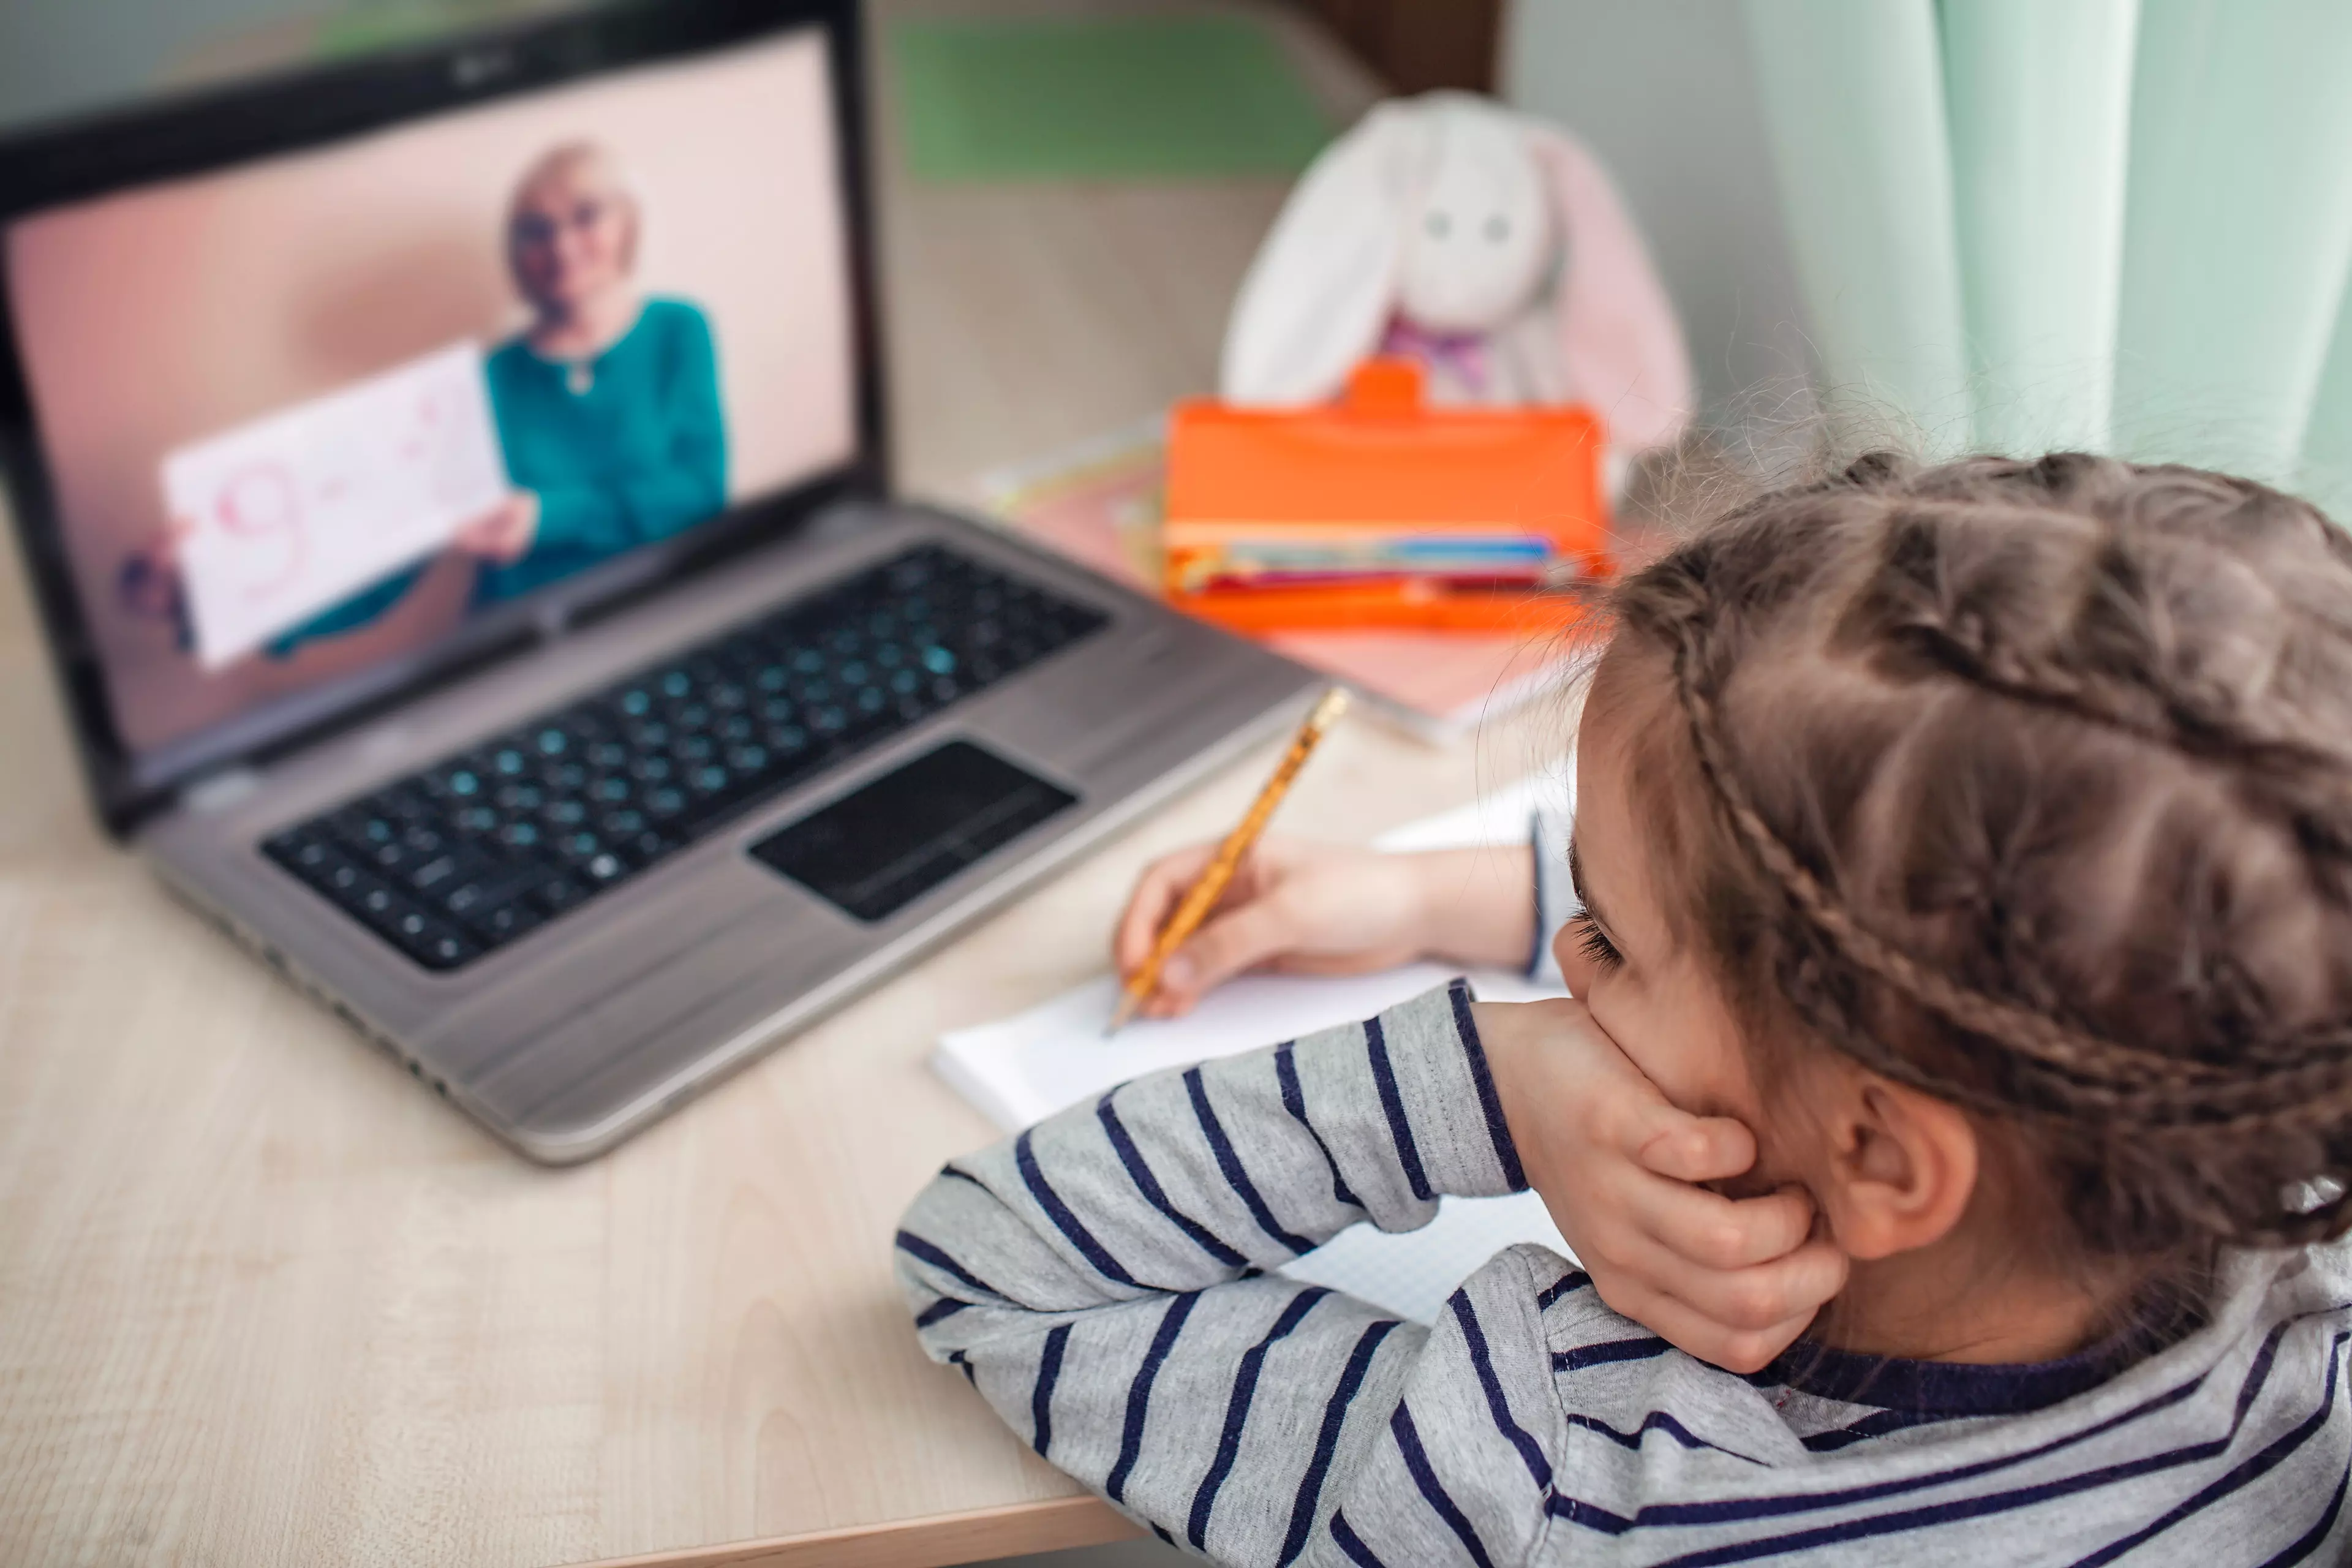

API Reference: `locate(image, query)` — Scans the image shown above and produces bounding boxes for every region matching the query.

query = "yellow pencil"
[1106,686,1351,1037]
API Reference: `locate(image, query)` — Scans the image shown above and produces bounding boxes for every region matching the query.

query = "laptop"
[0,0,1315,1163]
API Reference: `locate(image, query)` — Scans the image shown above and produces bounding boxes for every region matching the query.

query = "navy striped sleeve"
[1330,1510,1390,1567]
[1365,1015,1435,1202]
[1390,1404,1499,1568]
[1280,1318,1404,1566]
[1188,1288,1332,1548]
[1352,982,1529,1201]
[1030,1322,1071,1457]
[1017,1128,1144,1288]
[894,1229,1004,1301]
[1098,1092,1250,1266]
[1276,1039,1364,1209]
[1555,1336,1674,1372]
[1107,1291,1200,1502]
[1449,1291,1552,1489]
[1185,1066,1319,1254]
[1448,979,1526,1191]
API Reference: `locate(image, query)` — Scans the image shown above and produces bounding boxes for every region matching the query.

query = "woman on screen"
[471,139,729,596]
[225,139,731,654]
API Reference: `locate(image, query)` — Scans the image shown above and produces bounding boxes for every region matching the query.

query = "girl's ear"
[1814,1069,1980,1261]
[1220,104,1422,405]
[1518,124,1694,454]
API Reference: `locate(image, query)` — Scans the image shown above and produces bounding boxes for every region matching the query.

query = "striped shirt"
[896,981,2351,1565]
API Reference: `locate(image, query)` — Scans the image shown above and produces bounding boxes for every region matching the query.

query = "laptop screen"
[2,26,858,774]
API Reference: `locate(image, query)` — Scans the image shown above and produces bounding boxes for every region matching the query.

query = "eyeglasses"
[512,198,617,248]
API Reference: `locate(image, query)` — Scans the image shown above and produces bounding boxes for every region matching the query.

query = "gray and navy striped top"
[896,984,2351,1566]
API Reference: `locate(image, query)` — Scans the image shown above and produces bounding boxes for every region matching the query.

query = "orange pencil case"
[1163,358,1610,633]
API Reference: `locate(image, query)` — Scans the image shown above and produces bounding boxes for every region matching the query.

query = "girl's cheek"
[1600,1005,1684,1096]
[1594,987,1736,1118]
[1553,927,1589,995]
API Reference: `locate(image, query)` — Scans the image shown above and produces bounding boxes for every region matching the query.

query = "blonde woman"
[469,139,726,599]
[233,140,727,660]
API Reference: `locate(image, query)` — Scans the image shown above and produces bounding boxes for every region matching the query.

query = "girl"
[896,453,2352,1565]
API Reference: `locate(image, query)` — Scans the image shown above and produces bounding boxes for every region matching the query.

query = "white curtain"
[1740,0,2352,517]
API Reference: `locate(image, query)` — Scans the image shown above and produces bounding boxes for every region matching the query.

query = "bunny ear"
[1521,125,1694,453]
[1220,105,1423,405]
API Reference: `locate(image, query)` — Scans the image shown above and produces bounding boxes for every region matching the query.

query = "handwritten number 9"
[216,461,307,603]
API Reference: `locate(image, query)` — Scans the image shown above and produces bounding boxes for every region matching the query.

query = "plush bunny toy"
[1221,92,1693,459]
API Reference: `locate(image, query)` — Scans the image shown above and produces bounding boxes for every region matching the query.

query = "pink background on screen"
[7,30,856,753]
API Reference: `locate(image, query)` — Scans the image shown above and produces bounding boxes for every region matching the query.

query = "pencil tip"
[1105,995,1138,1038]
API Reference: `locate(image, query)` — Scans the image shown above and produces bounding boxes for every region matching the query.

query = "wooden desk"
[0,8,1549,1564]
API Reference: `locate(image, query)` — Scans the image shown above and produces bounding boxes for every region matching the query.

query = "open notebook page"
[932,772,1578,1322]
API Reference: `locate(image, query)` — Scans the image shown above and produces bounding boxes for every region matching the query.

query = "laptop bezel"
[0,0,889,838]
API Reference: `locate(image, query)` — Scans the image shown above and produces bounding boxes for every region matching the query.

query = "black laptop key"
[405,852,469,895]
[273,831,339,881]
[464,898,543,944]
[531,873,590,914]
[260,545,1108,970]
[441,864,541,918]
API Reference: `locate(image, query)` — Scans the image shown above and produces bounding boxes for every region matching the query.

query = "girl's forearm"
[1409,844,1540,971]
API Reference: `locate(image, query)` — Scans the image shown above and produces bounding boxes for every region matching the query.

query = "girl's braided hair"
[1606,450,2352,1256]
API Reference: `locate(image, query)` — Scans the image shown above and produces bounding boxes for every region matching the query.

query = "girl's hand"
[1112,839,1536,1019]
[1474,997,1849,1373]
[452,492,539,565]
[116,519,192,621]
[1114,839,1432,1019]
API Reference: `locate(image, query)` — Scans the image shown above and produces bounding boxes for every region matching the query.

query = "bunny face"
[1221,91,1691,445]
[1393,108,1556,335]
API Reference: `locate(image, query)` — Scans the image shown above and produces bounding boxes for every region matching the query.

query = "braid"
[1664,592,2352,1115]
[1614,451,2352,1251]
[1860,503,2352,864]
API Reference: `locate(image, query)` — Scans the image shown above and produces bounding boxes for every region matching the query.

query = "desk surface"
[0,9,1554,1565]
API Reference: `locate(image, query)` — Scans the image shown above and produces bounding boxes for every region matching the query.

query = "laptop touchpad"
[748,740,1077,922]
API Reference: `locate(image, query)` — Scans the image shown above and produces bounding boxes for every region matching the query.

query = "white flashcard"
[162,340,509,669]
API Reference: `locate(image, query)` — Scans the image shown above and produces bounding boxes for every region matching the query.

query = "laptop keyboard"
[262,543,1109,971]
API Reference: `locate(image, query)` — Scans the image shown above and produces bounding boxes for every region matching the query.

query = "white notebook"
[931,775,1579,1322]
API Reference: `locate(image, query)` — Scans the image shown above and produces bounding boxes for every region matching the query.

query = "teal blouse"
[271,297,726,645]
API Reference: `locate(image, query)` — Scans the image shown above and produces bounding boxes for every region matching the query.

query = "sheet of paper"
[162,340,508,669]
[930,775,1579,1321]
